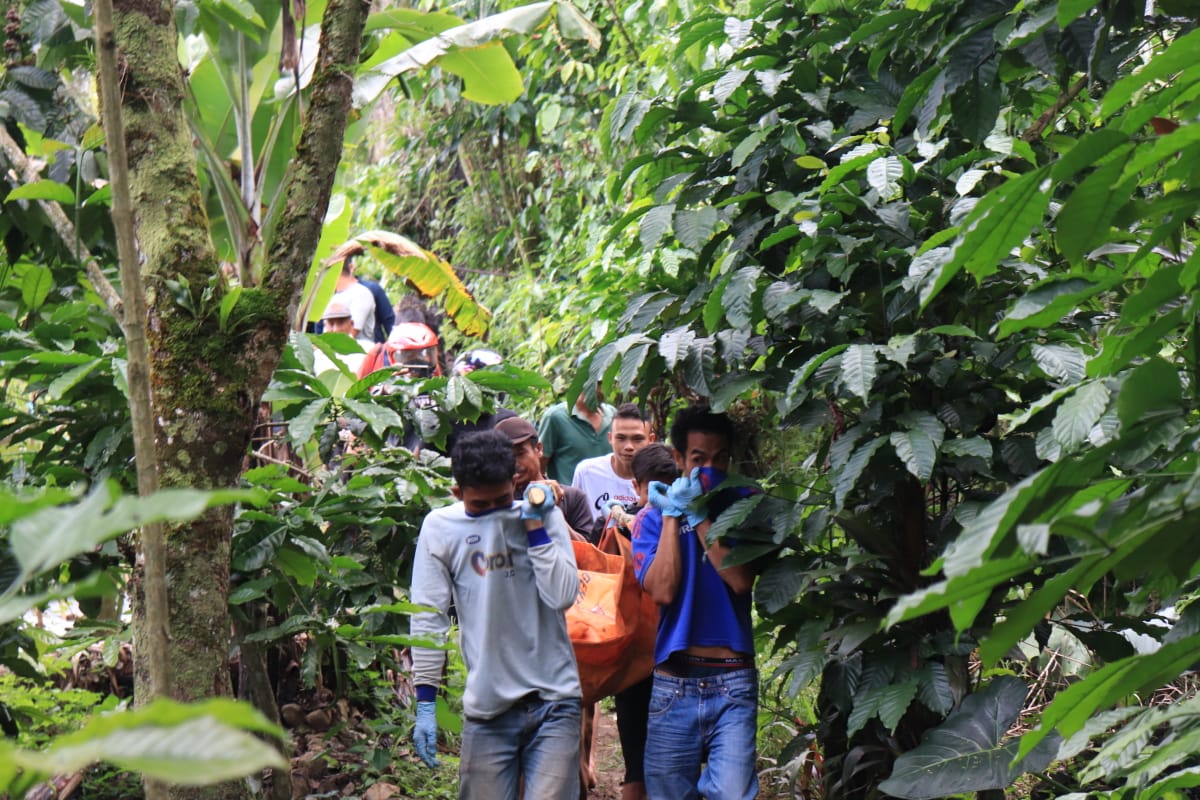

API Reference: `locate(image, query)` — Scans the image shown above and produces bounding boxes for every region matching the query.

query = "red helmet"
[388,322,439,350]
[358,322,441,379]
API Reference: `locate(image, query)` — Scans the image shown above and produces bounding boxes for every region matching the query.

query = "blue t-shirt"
[631,506,753,665]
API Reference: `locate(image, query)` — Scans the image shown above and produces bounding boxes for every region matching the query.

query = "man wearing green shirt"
[537,389,616,485]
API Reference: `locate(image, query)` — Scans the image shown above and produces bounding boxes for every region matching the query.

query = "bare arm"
[640,513,684,605]
[694,519,755,595]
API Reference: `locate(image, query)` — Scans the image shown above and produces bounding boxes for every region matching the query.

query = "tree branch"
[0,126,124,318]
[1022,76,1088,143]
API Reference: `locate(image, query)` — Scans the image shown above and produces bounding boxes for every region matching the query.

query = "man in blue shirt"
[632,405,758,800]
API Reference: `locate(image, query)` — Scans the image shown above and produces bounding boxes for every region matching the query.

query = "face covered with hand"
[677,430,732,491]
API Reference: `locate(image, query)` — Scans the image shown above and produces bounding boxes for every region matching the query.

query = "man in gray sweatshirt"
[409,429,582,799]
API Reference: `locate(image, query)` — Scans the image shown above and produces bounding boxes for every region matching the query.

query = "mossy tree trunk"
[110,0,369,797]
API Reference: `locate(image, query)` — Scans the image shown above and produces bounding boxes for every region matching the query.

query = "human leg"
[579,701,598,797]
[521,697,582,800]
[614,677,651,799]
[643,673,702,800]
[459,710,523,800]
[696,668,759,800]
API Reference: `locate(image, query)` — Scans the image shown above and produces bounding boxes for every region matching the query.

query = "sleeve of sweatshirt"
[409,519,452,691]
[526,508,579,611]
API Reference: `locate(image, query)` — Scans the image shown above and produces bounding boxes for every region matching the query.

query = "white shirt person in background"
[571,403,656,524]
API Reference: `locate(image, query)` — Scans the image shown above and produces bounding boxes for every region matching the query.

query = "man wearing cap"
[313,302,366,376]
[495,415,594,539]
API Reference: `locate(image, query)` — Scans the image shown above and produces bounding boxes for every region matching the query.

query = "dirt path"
[587,705,626,799]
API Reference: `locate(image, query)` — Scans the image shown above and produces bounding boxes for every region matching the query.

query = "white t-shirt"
[313,349,365,377]
[333,281,376,349]
[572,455,637,522]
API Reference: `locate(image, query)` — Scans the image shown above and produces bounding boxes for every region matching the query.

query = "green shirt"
[537,401,616,485]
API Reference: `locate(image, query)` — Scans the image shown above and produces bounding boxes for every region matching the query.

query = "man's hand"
[667,468,707,527]
[520,482,556,521]
[413,700,439,767]
[647,481,684,518]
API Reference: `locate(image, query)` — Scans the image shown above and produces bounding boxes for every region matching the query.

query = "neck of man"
[610,454,633,480]
[574,395,603,431]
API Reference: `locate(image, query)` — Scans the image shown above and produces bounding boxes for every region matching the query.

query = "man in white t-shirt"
[571,403,655,524]
[330,258,376,349]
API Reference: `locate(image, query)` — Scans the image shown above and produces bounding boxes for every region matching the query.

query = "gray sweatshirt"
[409,503,581,719]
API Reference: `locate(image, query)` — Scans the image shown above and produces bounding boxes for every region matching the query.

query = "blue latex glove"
[647,481,684,518]
[414,700,439,767]
[667,469,707,527]
[520,482,556,521]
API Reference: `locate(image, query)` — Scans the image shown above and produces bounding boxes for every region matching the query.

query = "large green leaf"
[1054,147,1135,264]
[6,484,263,592]
[920,165,1052,309]
[1100,28,1200,119]
[879,677,1060,799]
[8,698,285,784]
[1018,637,1200,760]
[331,231,491,338]
[1051,381,1110,451]
[1116,358,1181,428]
[6,179,74,203]
[998,276,1118,339]
[353,0,600,107]
[890,428,937,483]
[840,344,877,402]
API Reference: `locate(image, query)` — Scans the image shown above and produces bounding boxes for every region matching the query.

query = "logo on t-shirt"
[470,549,514,576]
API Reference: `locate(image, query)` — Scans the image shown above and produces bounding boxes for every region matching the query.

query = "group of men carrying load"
[314,256,760,799]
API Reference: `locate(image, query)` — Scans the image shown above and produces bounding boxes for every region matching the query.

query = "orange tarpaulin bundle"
[567,526,658,705]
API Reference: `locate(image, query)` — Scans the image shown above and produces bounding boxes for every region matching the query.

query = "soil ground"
[587,706,625,799]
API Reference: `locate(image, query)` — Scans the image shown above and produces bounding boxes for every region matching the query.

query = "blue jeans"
[644,668,758,800]
[459,696,581,800]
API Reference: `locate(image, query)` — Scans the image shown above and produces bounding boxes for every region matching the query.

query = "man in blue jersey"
[632,405,758,800]
[409,429,582,799]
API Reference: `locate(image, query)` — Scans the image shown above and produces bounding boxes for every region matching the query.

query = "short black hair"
[614,402,646,422]
[451,430,516,488]
[669,405,735,454]
[632,443,677,484]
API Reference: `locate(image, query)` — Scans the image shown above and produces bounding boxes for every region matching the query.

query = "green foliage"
[0,698,286,788]
[519,0,1200,796]
[0,671,110,750]
[878,676,1059,799]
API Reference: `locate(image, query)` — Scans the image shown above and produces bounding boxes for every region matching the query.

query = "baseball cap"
[495,416,538,445]
[321,302,352,321]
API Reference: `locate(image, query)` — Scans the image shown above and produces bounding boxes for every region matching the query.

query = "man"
[409,430,582,799]
[537,387,616,485]
[495,415,594,539]
[571,403,655,524]
[312,302,366,376]
[330,258,376,349]
[632,405,759,800]
[358,276,395,342]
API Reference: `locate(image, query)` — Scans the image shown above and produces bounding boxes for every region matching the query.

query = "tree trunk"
[111,0,369,796]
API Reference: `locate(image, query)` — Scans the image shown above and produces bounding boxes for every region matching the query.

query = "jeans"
[459,696,581,800]
[644,668,758,800]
